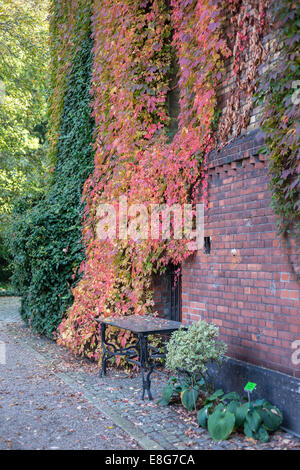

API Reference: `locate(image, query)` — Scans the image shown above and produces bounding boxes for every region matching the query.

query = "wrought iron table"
[95,315,185,400]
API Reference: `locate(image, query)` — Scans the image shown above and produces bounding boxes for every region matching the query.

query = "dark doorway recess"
[153,263,181,322]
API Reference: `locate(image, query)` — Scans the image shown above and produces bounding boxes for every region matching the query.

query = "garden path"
[0,297,299,450]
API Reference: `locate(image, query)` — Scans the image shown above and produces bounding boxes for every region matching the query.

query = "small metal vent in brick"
[204,236,211,254]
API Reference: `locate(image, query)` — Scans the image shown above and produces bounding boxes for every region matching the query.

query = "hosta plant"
[158,374,206,411]
[198,389,283,442]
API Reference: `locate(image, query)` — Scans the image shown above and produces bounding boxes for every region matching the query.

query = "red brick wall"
[180,131,300,379]
[152,11,300,380]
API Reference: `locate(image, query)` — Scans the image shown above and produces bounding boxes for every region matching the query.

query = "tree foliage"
[0,0,49,283]
[0,0,49,210]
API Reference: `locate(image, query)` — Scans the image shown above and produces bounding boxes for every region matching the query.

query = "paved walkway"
[0,297,299,450]
[0,297,22,322]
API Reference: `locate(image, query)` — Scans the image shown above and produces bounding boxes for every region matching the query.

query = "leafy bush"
[7,37,95,336]
[0,229,11,284]
[198,389,283,442]
[158,374,206,411]
[165,320,227,392]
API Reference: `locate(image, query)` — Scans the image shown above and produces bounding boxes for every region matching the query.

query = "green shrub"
[7,37,95,336]
[165,320,227,392]
[0,222,12,284]
[158,374,206,411]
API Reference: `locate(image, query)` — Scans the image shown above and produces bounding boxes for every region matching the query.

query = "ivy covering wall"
[48,0,92,165]
[7,0,299,359]
[8,36,95,336]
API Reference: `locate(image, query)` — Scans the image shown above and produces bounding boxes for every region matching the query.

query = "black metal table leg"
[99,323,108,377]
[138,333,154,400]
[99,322,141,377]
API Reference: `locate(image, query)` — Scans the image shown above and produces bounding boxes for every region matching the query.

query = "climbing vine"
[218,0,270,144]
[11,0,294,362]
[9,36,95,336]
[48,0,92,165]
[57,0,230,359]
[256,0,300,234]
[57,0,277,361]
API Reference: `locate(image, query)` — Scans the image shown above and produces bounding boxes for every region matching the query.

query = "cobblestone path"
[0,297,299,451]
